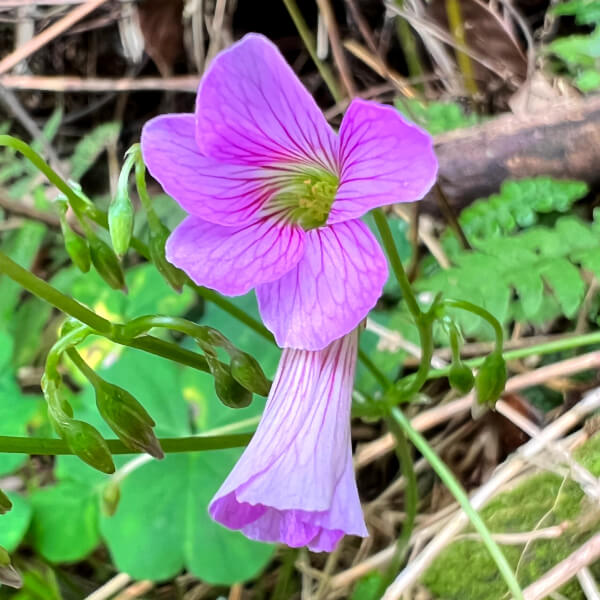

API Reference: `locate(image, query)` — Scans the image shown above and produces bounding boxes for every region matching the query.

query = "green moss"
[422,433,600,599]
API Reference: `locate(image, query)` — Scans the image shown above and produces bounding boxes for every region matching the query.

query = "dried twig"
[0,0,111,75]
[522,532,600,600]
[85,574,132,600]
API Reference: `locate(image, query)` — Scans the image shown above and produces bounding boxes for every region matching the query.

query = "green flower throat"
[269,168,339,231]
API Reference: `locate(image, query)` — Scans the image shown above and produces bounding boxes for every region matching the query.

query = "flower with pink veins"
[141,33,438,351]
[210,330,366,551]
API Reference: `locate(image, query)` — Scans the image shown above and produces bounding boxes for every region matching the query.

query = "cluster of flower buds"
[201,327,271,407]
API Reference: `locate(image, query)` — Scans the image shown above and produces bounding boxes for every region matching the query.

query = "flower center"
[266,168,338,230]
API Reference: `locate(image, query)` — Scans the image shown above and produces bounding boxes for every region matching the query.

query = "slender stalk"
[0,434,253,455]
[373,209,421,320]
[445,0,479,96]
[427,330,600,381]
[389,407,523,600]
[443,298,504,349]
[381,417,418,590]
[0,251,211,373]
[281,0,342,102]
[358,347,389,389]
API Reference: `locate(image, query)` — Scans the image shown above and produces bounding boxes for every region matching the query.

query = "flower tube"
[210,330,366,551]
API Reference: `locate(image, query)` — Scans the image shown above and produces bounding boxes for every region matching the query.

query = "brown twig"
[314,0,356,98]
[0,0,110,76]
[522,532,600,600]
[0,74,200,92]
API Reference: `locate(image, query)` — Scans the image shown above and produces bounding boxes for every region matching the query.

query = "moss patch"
[422,433,600,599]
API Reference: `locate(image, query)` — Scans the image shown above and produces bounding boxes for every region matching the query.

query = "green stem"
[390,407,524,600]
[427,330,600,381]
[358,347,389,389]
[381,416,418,589]
[443,298,504,349]
[373,208,421,320]
[67,348,103,387]
[0,251,211,373]
[445,0,479,96]
[281,0,342,102]
[0,434,253,455]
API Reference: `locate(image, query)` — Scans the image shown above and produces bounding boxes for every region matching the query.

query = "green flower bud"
[60,419,115,474]
[229,352,271,397]
[448,361,475,394]
[59,212,91,273]
[95,382,163,459]
[109,176,134,258]
[207,355,252,409]
[88,235,126,291]
[101,480,121,516]
[0,546,21,589]
[0,489,12,515]
[475,351,507,407]
[149,224,186,292]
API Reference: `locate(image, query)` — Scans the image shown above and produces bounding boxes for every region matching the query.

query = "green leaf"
[0,493,31,552]
[69,122,120,182]
[552,0,600,24]
[29,480,100,563]
[549,29,600,68]
[0,222,46,325]
[10,563,62,600]
[540,258,586,318]
[100,452,273,584]
[394,98,479,134]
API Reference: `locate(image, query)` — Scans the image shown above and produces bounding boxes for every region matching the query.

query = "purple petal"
[328,98,438,224]
[166,216,305,296]
[209,331,367,551]
[141,114,275,226]
[256,220,388,350]
[196,34,338,172]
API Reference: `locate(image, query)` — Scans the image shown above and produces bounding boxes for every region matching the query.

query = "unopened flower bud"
[59,212,91,273]
[95,382,163,459]
[207,356,252,409]
[149,224,186,292]
[0,546,21,589]
[60,419,116,474]
[88,235,126,291]
[475,351,507,407]
[0,489,12,515]
[448,361,475,394]
[109,161,135,257]
[102,480,121,516]
[229,351,271,397]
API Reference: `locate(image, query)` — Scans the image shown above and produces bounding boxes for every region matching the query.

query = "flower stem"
[427,330,600,381]
[382,416,418,589]
[0,251,211,373]
[0,434,253,455]
[281,0,342,102]
[372,208,421,320]
[389,406,524,600]
[443,298,504,349]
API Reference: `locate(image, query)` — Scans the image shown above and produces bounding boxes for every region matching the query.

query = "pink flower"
[141,33,437,351]
[209,330,367,551]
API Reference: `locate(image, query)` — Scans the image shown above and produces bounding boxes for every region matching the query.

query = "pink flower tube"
[209,330,367,551]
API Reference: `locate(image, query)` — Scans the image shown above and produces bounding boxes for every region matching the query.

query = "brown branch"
[0,75,200,93]
[522,532,600,600]
[0,0,111,76]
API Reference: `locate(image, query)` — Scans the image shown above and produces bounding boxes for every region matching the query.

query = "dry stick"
[0,0,110,75]
[0,75,200,92]
[84,574,132,600]
[355,350,600,470]
[576,567,600,600]
[522,532,600,600]
[382,388,600,599]
[314,0,356,98]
